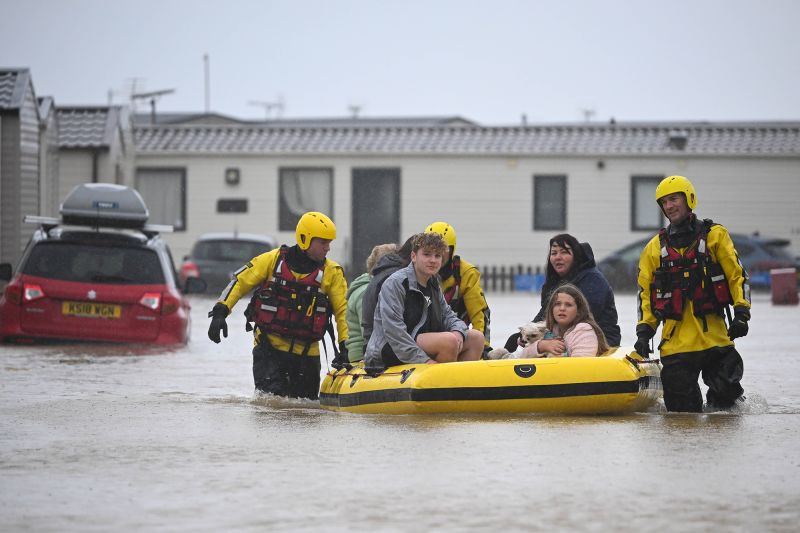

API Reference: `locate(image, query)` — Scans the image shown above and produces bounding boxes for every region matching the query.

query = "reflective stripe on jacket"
[637,223,750,357]
[217,246,348,356]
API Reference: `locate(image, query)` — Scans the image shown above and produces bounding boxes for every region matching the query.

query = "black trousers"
[660,345,744,413]
[252,343,321,400]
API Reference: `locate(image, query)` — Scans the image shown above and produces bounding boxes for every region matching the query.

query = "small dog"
[486,321,547,359]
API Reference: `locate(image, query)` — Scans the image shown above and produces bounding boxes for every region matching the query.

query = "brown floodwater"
[1,293,798,531]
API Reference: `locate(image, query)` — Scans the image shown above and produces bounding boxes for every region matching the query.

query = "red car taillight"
[138,292,181,315]
[24,284,45,302]
[180,261,200,280]
[139,292,161,311]
[161,293,181,315]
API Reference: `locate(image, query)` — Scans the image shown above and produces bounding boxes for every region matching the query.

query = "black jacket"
[534,243,622,346]
[361,252,408,343]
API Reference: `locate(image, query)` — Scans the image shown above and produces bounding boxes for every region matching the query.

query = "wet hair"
[366,243,398,274]
[412,232,448,255]
[544,283,609,355]
[545,233,587,281]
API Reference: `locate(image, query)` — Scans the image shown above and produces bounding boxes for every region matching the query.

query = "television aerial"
[248,96,285,120]
[132,89,176,124]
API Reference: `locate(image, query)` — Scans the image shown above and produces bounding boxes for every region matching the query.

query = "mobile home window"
[135,167,186,231]
[279,168,333,231]
[631,176,664,231]
[533,175,566,230]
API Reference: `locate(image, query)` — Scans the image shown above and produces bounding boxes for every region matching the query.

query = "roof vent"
[668,129,689,150]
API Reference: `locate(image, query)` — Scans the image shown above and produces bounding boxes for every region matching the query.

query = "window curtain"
[282,169,331,215]
[135,169,184,229]
[279,168,332,230]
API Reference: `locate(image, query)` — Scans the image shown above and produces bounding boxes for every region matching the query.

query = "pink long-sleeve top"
[520,322,599,357]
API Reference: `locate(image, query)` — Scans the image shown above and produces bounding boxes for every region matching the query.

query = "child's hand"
[538,338,565,355]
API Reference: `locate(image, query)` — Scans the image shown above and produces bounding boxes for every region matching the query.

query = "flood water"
[2,292,799,532]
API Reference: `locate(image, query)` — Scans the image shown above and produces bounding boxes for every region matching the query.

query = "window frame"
[278,167,334,232]
[134,166,187,231]
[533,174,567,231]
[630,175,665,231]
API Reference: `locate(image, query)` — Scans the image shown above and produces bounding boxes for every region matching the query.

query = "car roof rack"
[23,215,173,235]
[23,183,173,234]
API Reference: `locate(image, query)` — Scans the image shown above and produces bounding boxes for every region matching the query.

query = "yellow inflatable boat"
[320,347,661,415]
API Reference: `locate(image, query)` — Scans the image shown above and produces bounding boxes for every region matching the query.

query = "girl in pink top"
[519,283,610,357]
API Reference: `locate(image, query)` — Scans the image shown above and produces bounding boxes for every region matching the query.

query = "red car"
[0,184,205,344]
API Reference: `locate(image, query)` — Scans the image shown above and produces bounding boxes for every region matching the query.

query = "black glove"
[504,333,521,352]
[331,341,351,370]
[728,307,750,340]
[207,303,229,344]
[633,324,656,357]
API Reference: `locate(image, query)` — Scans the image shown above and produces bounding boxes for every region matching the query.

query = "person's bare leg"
[458,330,485,361]
[416,332,461,363]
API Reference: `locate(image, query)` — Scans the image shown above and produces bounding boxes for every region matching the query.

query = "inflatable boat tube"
[320,347,661,415]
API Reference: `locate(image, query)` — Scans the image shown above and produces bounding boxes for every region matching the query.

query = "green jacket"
[345,272,371,361]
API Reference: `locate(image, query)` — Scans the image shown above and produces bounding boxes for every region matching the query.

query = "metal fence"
[478,265,545,293]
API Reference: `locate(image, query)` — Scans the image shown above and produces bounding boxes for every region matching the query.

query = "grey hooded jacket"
[361,251,408,344]
[364,263,468,369]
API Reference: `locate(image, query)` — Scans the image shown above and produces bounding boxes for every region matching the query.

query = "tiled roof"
[57,106,122,148]
[0,68,31,110]
[132,112,477,128]
[133,112,251,126]
[133,121,800,156]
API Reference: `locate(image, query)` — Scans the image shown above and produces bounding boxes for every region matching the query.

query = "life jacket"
[442,255,467,320]
[245,246,331,345]
[650,219,732,322]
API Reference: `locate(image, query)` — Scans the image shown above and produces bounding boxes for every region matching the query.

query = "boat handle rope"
[326,369,416,378]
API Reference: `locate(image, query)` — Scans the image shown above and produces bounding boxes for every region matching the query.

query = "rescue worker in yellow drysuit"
[207,212,349,399]
[635,176,751,412]
[424,222,492,355]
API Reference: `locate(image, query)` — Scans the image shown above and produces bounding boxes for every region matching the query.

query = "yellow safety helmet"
[425,221,457,255]
[295,211,336,250]
[656,175,697,210]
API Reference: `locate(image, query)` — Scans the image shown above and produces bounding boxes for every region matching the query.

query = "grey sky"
[2,0,798,124]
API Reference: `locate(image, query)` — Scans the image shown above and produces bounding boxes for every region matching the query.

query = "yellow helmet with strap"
[295,211,336,250]
[656,175,697,209]
[425,221,457,255]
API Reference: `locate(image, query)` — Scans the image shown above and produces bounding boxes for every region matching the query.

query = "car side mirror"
[184,276,207,294]
[0,263,12,281]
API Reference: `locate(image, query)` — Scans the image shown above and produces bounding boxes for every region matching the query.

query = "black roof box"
[60,183,149,229]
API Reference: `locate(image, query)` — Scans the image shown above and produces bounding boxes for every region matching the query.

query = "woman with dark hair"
[506,233,621,349]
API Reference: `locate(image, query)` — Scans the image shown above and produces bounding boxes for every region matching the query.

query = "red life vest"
[246,246,330,343]
[442,255,467,319]
[650,220,732,321]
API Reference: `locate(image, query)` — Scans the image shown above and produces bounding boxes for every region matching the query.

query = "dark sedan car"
[598,233,800,292]
[179,232,277,294]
